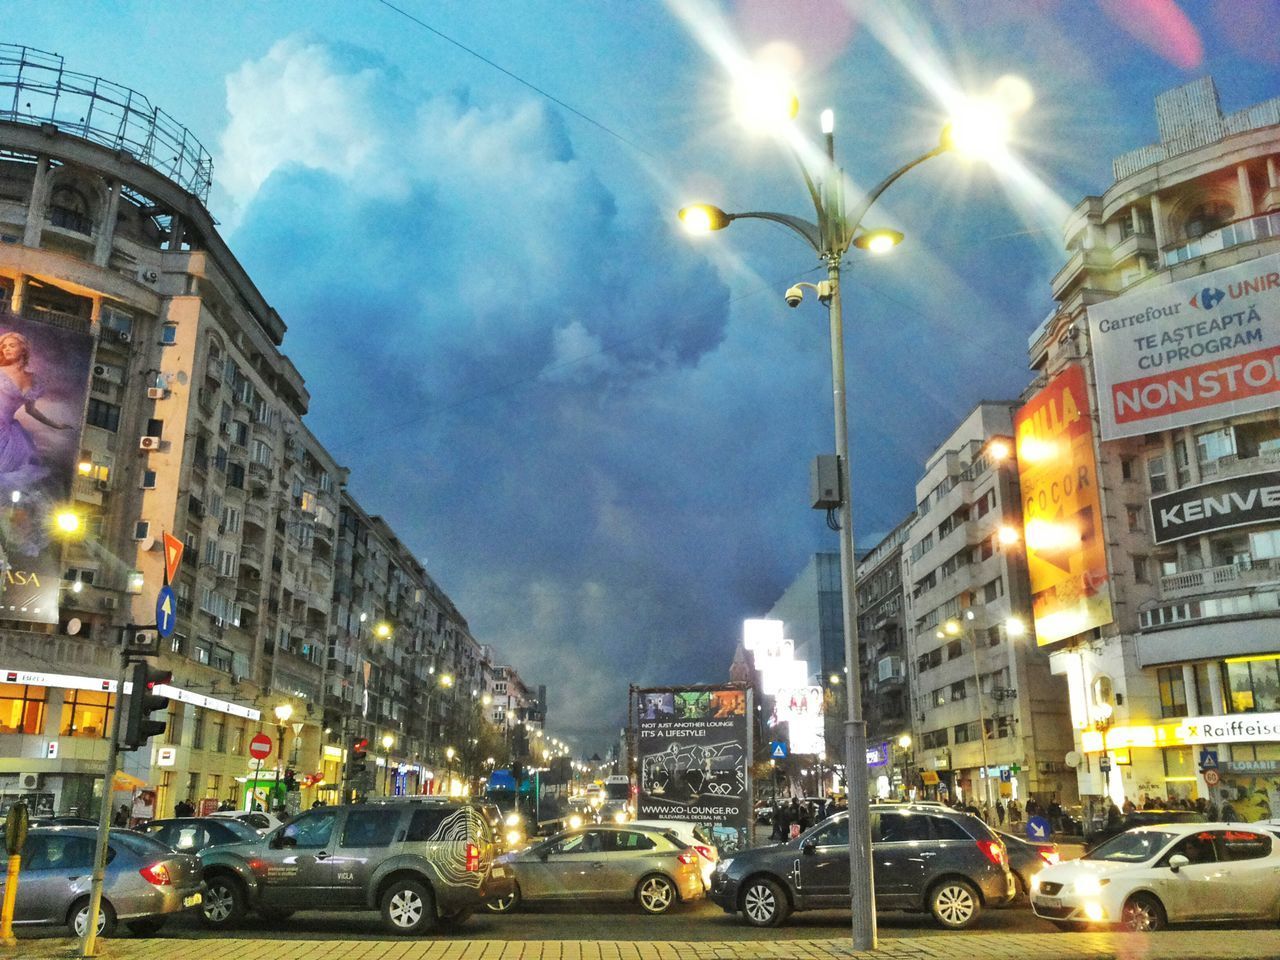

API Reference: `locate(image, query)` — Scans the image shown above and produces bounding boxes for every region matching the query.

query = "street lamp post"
[680,114,971,953]
[381,733,395,796]
[274,703,293,812]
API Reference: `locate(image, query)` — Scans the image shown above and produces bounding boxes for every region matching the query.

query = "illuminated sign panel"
[3,666,260,720]
[1015,365,1113,646]
[741,618,825,756]
[1087,252,1280,440]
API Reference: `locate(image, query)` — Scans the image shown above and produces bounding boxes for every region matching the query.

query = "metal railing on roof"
[0,44,212,202]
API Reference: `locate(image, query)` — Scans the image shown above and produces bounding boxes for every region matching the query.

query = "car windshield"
[220,819,262,842]
[1085,830,1177,862]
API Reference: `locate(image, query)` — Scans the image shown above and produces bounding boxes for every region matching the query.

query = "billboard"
[0,309,92,623]
[636,685,751,853]
[1087,252,1280,440]
[1150,469,1280,544]
[1015,365,1113,645]
[768,685,824,755]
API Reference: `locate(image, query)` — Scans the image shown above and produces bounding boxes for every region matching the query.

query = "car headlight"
[1073,876,1109,896]
[505,813,521,827]
[716,858,733,874]
[568,814,583,829]
[505,829,523,845]
[613,810,627,823]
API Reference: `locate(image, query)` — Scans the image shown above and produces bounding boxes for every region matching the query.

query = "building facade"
[1028,77,1280,819]
[904,402,1076,812]
[0,44,530,819]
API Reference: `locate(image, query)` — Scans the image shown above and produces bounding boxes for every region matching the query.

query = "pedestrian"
[111,803,129,828]
[995,799,1005,825]
[816,797,828,821]
[770,800,788,841]
[797,802,812,833]
[1048,795,1063,831]
[1008,798,1021,825]
[174,797,195,818]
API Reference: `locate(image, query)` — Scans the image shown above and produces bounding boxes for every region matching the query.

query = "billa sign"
[1150,469,1280,544]
[1015,365,1113,646]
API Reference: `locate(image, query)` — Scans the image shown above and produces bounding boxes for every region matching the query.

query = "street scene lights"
[680,82,1018,951]
[274,703,293,811]
[381,733,395,795]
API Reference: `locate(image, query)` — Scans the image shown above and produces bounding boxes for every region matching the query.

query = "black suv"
[709,804,1014,929]
[198,798,511,934]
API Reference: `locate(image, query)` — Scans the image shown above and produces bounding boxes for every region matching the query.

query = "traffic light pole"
[81,639,130,957]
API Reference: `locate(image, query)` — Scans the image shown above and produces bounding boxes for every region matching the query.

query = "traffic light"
[283,768,298,791]
[123,661,172,750]
[350,738,368,774]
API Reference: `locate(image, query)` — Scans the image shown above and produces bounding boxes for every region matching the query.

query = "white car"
[206,809,286,835]
[631,820,718,888]
[1031,822,1280,931]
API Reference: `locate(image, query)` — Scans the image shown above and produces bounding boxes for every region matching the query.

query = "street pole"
[81,636,130,957]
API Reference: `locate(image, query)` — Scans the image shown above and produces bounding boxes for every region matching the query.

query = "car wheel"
[257,906,295,922]
[380,878,436,935]
[69,897,116,938]
[486,885,521,913]
[127,917,167,936]
[637,874,677,915]
[202,875,247,928]
[740,876,788,927]
[929,878,981,930]
[1121,893,1166,932]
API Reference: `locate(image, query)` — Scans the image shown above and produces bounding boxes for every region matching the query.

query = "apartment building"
[905,403,1076,811]
[1027,77,1280,818]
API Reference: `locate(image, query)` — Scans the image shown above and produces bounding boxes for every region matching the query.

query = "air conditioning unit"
[95,478,110,492]
[118,330,132,343]
[102,596,119,610]
[139,436,161,451]
[147,387,169,400]
[139,268,159,283]
[19,772,40,790]
[92,362,124,384]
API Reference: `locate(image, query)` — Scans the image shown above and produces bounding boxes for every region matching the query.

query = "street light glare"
[820,108,834,135]
[854,228,903,255]
[944,96,1012,160]
[54,509,82,535]
[1006,616,1027,637]
[731,65,799,133]
[678,204,729,235]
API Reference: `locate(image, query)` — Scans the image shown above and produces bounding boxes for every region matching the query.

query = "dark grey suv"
[198,798,509,934]
[709,804,1015,929]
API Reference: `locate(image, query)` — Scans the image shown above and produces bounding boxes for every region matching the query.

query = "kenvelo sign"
[1149,469,1280,544]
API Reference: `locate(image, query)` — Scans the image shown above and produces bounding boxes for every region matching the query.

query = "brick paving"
[6,931,1279,960]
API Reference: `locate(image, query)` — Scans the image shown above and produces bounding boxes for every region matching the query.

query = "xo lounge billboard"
[0,308,92,623]
[1087,252,1280,440]
[1015,365,1113,646]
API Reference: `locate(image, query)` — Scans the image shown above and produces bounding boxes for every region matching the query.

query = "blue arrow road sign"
[1026,815,1051,841]
[769,741,788,760]
[156,584,177,639]
[1199,749,1218,771]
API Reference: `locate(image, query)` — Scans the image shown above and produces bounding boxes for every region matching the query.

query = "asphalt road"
[148,901,1058,941]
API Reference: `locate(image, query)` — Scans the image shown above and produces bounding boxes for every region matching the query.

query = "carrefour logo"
[1190,287,1226,310]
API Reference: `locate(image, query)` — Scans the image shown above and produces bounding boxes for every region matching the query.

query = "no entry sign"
[249,733,273,760]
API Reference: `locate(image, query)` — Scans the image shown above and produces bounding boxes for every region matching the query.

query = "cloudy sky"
[15,1,1279,751]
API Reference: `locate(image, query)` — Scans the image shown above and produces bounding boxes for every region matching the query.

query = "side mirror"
[537,849,550,861]
[801,839,817,855]
[1168,854,1189,873]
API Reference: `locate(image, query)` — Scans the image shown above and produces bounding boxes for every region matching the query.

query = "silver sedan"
[3,826,204,936]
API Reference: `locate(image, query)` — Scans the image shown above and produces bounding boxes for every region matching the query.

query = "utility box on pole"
[811,455,841,509]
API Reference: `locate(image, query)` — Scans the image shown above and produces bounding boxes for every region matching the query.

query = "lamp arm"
[729,211,822,253]
[841,144,947,250]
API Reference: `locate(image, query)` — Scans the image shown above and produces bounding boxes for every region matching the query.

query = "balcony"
[244,502,268,530]
[1159,558,1280,601]
[1163,211,1280,268]
[1197,448,1280,485]
[239,543,264,572]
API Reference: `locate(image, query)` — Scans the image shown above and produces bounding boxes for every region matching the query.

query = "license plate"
[491,866,507,877]
[1034,896,1062,909]
[183,893,203,908]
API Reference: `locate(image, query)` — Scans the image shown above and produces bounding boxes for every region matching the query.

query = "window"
[340,810,399,848]
[141,469,157,489]
[946,641,962,661]
[1184,202,1234,240]
[921,729,948,750]
[1224,658,1280,713]
[0,683,46,734]
[161,324,178,345]
[983,577,1004,602]
[282,809,338,849]
[1214,829,1271,861]
[811,818,849,846]
[1163,831,1217,865]
[145,417,164,439]
[186,771,200,801]
[1174,439,1191,486]
[933,688,947,707]
[1126,505,1144,532]
[949,680,967,701]
[549,831,606,855]
[953,722,977,744]
[929,817,972,840]
[1235,420,1280,459]
[1157,666,1188,718]
[191,710,205,750]
[60,689,115,738]
[1249,528,1280,560]
[405,808,450,841]
[229,721,244,755]
[227,463,245,488]
[212,715,227,752]
[22,833,98,870]
[1196,428,1235,464]
[1132,555,1150,584]
[876,813,932,843]
[1147,455,1168,494]
[1121,457,1136,481]
[85,398,120,432]
[610,831,656,851]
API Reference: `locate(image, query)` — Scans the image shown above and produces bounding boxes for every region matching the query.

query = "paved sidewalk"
[6,932,1279,960]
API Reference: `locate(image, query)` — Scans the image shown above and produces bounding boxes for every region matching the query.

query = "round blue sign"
[1025,815,1052,841]
[155,584,177,639]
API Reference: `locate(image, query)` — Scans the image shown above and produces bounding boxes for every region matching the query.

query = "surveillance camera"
[785,285,804,308]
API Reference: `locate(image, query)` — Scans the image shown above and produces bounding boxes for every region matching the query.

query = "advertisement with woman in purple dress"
[0,308,92,623]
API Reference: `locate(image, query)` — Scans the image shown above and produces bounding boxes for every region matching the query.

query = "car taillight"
[693,845,714,860]
[139,863,171,886]
[677,850,698,865]
[976,839,1006,868]
[1037,846,1060,866]
[465,843,481,873]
